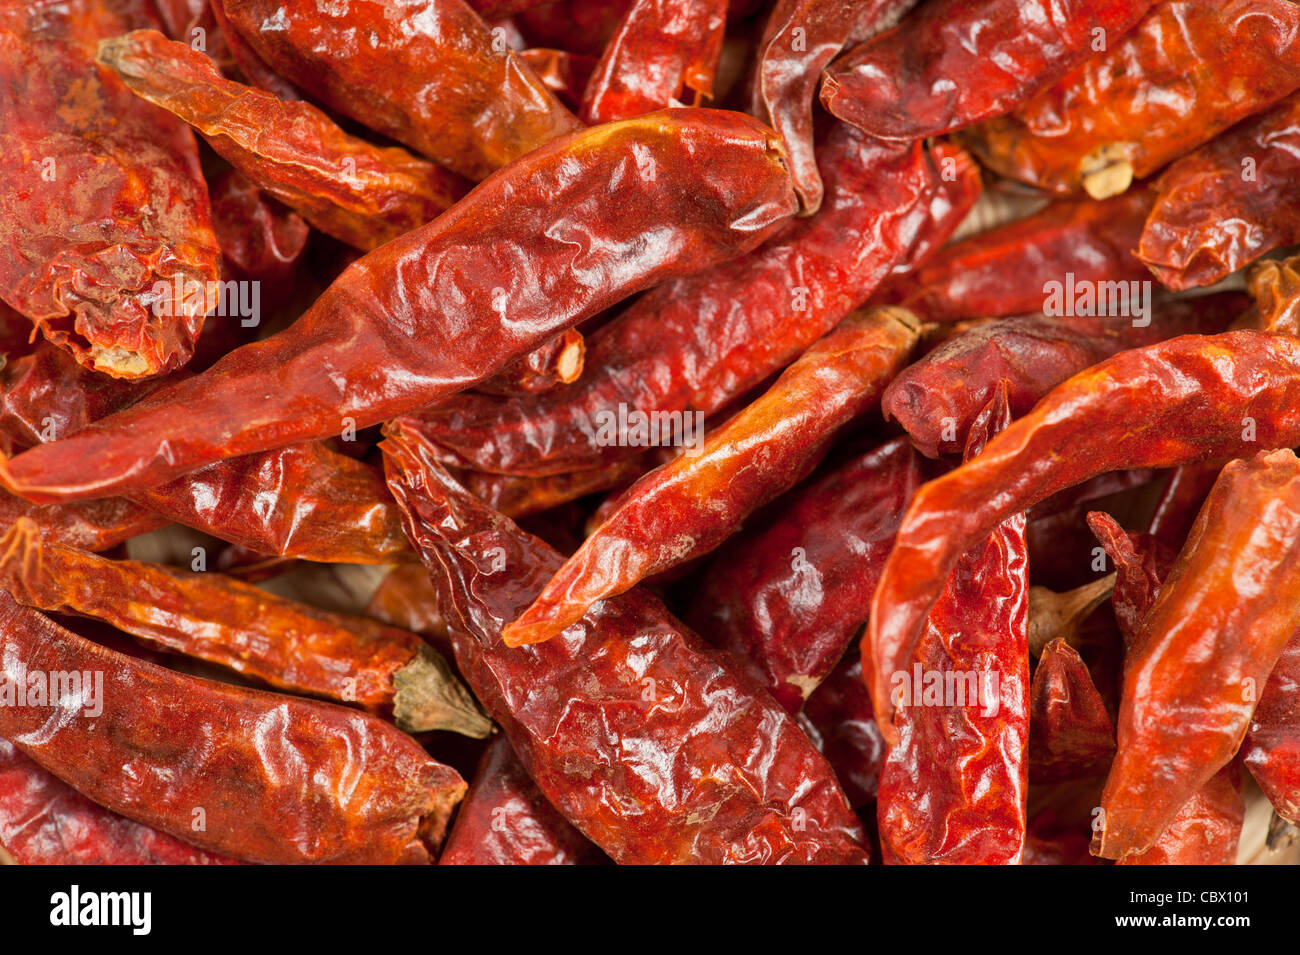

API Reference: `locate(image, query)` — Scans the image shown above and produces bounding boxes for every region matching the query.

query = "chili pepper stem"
[392,644,493,737]
[1027,573,1116,657]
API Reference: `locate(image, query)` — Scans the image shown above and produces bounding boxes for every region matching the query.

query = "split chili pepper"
[886,189,1155,323]
[1029,639,1116,783]
[1246,254,1300,336]
[0,591,466,864]
[822,0,1155,143]
[0,0,222,378]
[405,125,944,479]
[875,385,1030,865]
[0,736,238,865]
[963,0,1300,198]
[687,436,930,714]
[98,31,470,252]
[501,306,921,647]
[580,0,727,124]
[220,0,579,181]
[1244,634,1300,823]
[748,0,920,213]
[0,109,796,503]
[867,330,1300,740]
[382,424,869,864]
[1093,449,1300,860]
[1117,763,1245,866]
[439,736,605,865]
[0,518,489,736]
[476,328,586,397]
[881,293,1246,458]
[1138,92,1300,290]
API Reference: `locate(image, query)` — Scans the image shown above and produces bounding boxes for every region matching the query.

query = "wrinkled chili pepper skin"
[750,0,919,213]
[1244,635,1300,823]
[222,0,579,181]
[462,455,651,519]
[408,125,940,479]
[1094,450,1300,860]
[964,0,1300,197]
[867,330,1300,740]
[688,436,928,714]
[99,31,468,252]
[1029,639,1116,783]
[477,328,585,397]
[581,0,727,124]
[800,654,887,808]
[821,0,1154,142]
[0,0,222,378]
[440,736,605,865]
[502,307,921,647]
[382,425,869,864]
[881,294,1246,458]
[1247,254,1300,336]
[208,170,310,287]
[1139,92,1300,290]
[1118,762,1244,866]
[0,490,167,553]
[0,736,237,865]
[887,190,1154,323]
[1086,511,1175,647]
[882,141,984,283]
[0,109,796,503]
[875,388,1030,865]
[0,592,465,864]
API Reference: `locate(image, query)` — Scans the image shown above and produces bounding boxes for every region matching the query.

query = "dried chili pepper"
[440,736,605,865]
[1244,634,1300,824]
[207,170,310,287]
[867,330,1300,739]
[581,0,727,124]
[0,490,167,554]
[518,48,597,111]
[1086,511,1176,646]
[476,328,586,397]
[98,30,469,252]
[1117,763,1245,866]
[875,385,1030,865]
[688,436,929,714]
[0,591,465,864]
[821,0,1154,142]
[207,0,300,101]
[887,189,1154,323]
[0,736,237,865]
[461,455,651,519]
[1094,450,1300,859]
[501,307,920,647]
[0,518,488,736]
[1139,92,1300,290]
[406,125,943,478]
[964,0,1300,198]
[749,0,919,213]
[220,0,579,181]
[1029,639,1116,783]
[382,424,869,864]
[0,109,796,502]
[799,653,887,809]
[1246,254,1300,336]
[0,0,221,378]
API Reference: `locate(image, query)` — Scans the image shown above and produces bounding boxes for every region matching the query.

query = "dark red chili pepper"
[1029,639,1117,783]
[1244,634,1300,824]
[799,652,888,809]
[1086,511,1176,647]
[207,170,310,289]
[460,454,652,519]
[476,328,586,397]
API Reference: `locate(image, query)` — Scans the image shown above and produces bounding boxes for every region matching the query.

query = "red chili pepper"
[1117,763,1245,866]
[1029,639,1117,783]
[1244,635,1300,824]
[1086,511,1176,647]
[800,653,888,809]
[0,490,167,554]
[207,170,310,289]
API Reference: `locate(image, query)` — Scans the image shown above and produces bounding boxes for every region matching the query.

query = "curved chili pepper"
[501,307,921,647]
[405,125,943,478]
[821,0,1154,142]
[0,109,796,503]
[1029,639,1116,783]
[0,0,221,378]
[1244,635,1300,824]
[867,330,1300,740]
[688,436,930,714]
[382,423,869,864]
[98,30,469,252]
[0,592,465,864]
[1094,449,1300,859]
[1139,92,1300,290]
[0,736,238,865]
[581,0,727,124]
[876,385,1030,865]
[220,0,579,181]
[964,0,1300,198]
[440,736,605,865]
[1086,511,1176,647]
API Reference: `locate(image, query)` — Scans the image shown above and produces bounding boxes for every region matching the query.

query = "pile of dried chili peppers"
[0,0,1298,866]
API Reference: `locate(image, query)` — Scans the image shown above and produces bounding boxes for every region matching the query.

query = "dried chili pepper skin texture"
[1117,763,1245,866]
[382,425,869,864]
[1094,450,1300,860]
[0,109,797,503]
[821,0,1155,142]
[0,593,465,864]
[221,0,579,181]
[0,0,221,378]
[1245,635,1300,823]
[1139,92,1300,291]
[1029,639,1116,783]
[501,307,920,647]
[867,330,1300,740]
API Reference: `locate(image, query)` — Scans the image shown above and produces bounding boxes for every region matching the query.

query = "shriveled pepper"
[0,489,167,553]
[501,307,921,647]
[0,109,796,502]
[1118,763,1245,866]
[1029,639,1116,783]
[1086,511,1176,646]
[1246,254,1300,337]
[800,653,887,809]
[476,328,586,397]
[1244,635,1300,824]
[382,424,869,864]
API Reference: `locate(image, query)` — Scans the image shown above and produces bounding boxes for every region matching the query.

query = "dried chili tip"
[1027,574,1116,658]
[393,644,492,737]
